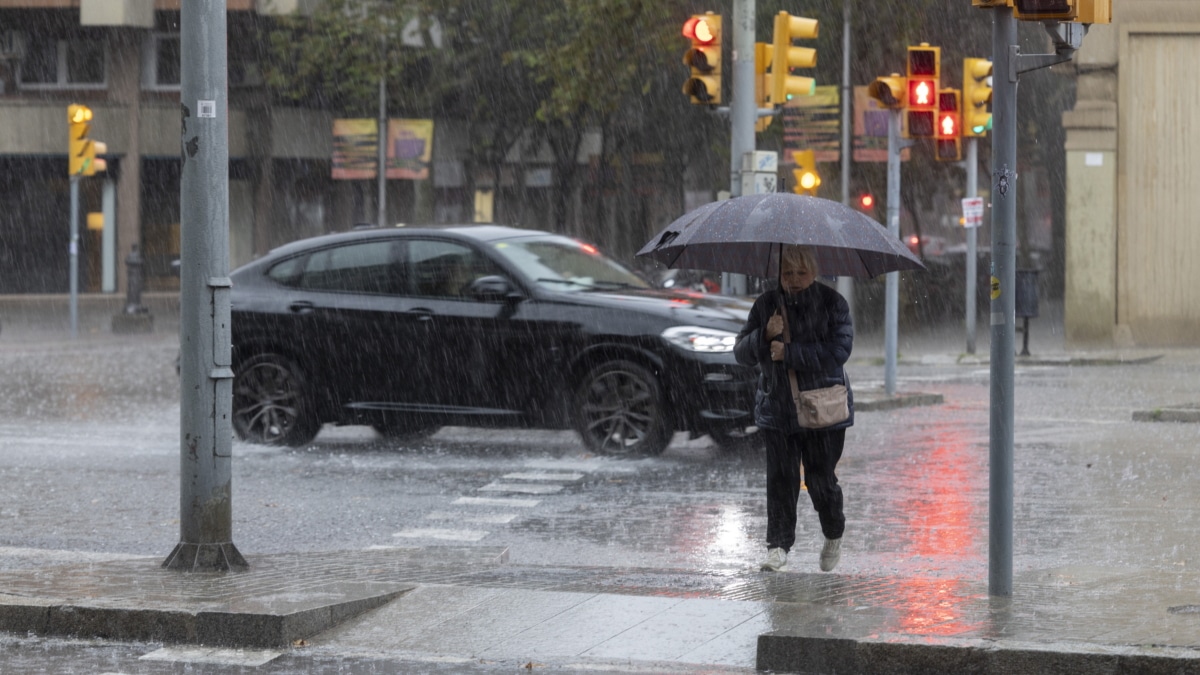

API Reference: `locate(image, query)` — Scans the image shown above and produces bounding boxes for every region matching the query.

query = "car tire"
[573,359,672,457]
[708,424,761,452]
[232,353,321,447]
[373,420,441,442]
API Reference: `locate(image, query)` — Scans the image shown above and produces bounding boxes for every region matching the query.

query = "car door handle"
[288,301,315,314]
[407,308,435,322]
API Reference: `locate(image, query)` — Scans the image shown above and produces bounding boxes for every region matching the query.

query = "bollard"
[111,244,154,334]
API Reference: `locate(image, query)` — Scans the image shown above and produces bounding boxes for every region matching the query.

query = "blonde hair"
[781,245,818,277]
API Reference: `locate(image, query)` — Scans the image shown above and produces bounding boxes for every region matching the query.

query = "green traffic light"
[972,115,993,135]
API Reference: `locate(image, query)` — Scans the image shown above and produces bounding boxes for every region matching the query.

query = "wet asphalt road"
[2,330,1200,671]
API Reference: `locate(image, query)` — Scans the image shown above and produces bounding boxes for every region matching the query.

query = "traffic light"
[856,193,876,216]
[68,104,93,177]
[85,140,107,176]
[768,11,818,105]
[754,42,773,131]
[791,149,820,196]
[962,57,993,137]
[905,43,940,138]
[868,74,907,109]
[682,13,721,105]
[1012,0,1076,21]
[935,89,961,162]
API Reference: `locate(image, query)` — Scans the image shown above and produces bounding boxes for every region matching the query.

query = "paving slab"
[0,547,508,648]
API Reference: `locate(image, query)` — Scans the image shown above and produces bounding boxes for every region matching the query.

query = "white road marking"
[502,472,584,482]
[453,496,540,507]
[392,528,489,542]
[425,511,518,524]
[479,482,563,495]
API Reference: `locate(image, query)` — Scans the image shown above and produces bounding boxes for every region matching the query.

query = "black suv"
[229,225,758,456]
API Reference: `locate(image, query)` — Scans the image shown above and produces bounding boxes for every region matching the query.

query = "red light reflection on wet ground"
[880,419,989,635]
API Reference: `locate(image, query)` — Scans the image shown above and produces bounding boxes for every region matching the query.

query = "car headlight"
[661,326,738,353]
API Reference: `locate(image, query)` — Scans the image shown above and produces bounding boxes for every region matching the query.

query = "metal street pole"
[723,0,754,296]
[377,71,387,229]
[837,0,855,318]
[966,136,979,354]
[989,5,1018,597]
[68,176,79,339]
[164,0,247,571]
[884,108,902,396]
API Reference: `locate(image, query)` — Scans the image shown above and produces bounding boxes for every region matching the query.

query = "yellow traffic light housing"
[868,74,907,109]
[754,42,773,131]
[935,89,962,162]
[85,141,108,176]
[1012,0,1075,21]
[791,149,820,196]
[905,43,940,139]
[963,57,993,137]
[682,13,722,105]
[769,11,817,105]
[68,104,93,177]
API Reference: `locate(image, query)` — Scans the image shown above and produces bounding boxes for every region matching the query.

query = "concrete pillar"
[1062,68,1118,347]
[109,29,143,295]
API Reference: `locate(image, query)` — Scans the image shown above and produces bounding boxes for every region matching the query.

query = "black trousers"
[764,427,846,551]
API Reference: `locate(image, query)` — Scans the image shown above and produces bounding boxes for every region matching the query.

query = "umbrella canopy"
[637,193,926,279]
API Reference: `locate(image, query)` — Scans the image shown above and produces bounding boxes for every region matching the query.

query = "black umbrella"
[636,193,926,279]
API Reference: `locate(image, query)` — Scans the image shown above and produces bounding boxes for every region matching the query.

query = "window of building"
[143,33,180,90]
[18,37,106,89]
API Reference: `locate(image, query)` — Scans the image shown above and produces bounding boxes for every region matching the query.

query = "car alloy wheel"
[232,354,320,447]
[574,360,672,456]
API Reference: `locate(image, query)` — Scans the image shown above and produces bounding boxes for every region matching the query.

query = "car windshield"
[490,235,650,292]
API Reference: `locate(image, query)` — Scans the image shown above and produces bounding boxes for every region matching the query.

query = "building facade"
[1063,1,1200,347]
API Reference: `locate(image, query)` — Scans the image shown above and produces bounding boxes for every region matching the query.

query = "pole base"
[162,542,249,572]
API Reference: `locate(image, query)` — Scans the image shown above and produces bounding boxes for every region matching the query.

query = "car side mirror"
[469,275,522,302]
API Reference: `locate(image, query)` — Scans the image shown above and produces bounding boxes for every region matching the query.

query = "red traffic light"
[908,78,936,109]
[683,16,717,44]
[858,194,874,209]
[938,112,958,138]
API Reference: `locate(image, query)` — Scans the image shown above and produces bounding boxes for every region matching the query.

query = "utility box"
[741,150,778,174]
[1015,269,1039,318]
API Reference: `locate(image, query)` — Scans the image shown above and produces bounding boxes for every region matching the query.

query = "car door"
[288,238,426,410]
[402,238,519,413]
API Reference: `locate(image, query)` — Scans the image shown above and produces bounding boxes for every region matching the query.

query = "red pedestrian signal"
[935,89,961,162]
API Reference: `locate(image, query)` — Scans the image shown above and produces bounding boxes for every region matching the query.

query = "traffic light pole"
[68,176,79,339]
[722,0,755,296]
[837,0,855,319]
[986,5,1084,598]
[884,109,913,396]
[164,0,247,572]
[988,5,1018,598]
[966,136,979,355]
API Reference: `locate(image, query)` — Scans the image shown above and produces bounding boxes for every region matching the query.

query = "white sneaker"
[820,538,841,572]
[760,547,788,572]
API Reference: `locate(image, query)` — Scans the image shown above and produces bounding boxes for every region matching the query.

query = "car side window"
[266,256,305,286]
[407,239,502,300]
[295,241,405,295]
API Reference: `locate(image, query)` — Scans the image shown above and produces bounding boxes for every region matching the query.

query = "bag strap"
[777,295,805,408]
[777,293,848,393]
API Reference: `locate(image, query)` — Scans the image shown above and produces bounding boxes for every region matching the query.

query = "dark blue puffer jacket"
[733,282,854,434]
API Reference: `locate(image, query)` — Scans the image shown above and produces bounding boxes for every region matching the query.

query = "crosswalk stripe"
[502,472,584,482]
[424,511,517,524]
[452,496,540,507]
[479,482,562,495]
[392,528,489,542]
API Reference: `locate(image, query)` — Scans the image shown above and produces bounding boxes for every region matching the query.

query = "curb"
[756,633,1200,675]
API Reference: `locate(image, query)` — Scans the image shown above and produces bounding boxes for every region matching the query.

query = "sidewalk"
[2,545,1200,672]
[4,295,1200,672]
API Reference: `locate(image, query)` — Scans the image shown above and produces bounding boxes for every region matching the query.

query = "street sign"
[962,196,984,228]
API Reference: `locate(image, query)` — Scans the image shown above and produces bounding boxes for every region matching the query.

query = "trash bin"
[1015,269,1039,319]
[1015,269,1039,355]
